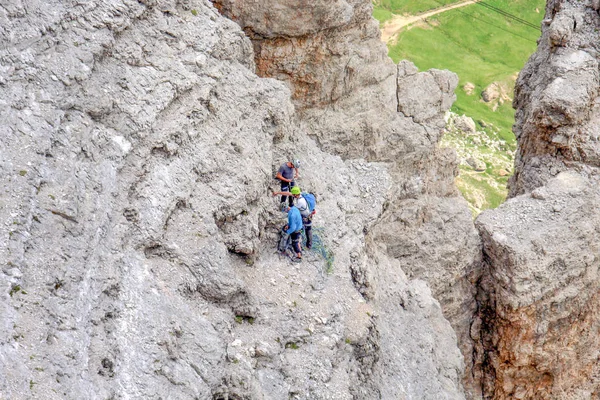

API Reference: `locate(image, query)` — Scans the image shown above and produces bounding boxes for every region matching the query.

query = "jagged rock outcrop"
[364,243,467,398]
[511,0,600,196]
[0,0,293,397]
[212,0,391,111]
[1,0,479,399]
[477,172,600,399]
[475,1,600,398]
[213,0,459,163]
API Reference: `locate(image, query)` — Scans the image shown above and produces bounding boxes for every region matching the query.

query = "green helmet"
[292,159,301,168]
[290,186,301,195]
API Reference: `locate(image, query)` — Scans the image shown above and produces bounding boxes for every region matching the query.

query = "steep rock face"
[213,0,483,396]
[371,195,482,393]
[476,1,600,397]
[0,0,292,397]
[511,0,600,196]
[213,1,458,162]
[477,172,600,399]
[1,0,475,399]
[212,0,391,110]
[364,243,467,399]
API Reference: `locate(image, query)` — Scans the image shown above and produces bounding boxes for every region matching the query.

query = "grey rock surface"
[210,0,484,397]
[466,157,486,172]
[369,253,467,399]
[397,61,459,125]
[454,115,477,135]
[215,0,394,110]
[0,1,291,397]
[511,0,600,196]
[475,1,600,397]
[476,172,600,398]
[213,0,355,38]
[370,194,482,397]
[0,0,477,399]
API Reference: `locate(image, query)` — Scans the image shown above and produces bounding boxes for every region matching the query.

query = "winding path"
[380,0,477,42]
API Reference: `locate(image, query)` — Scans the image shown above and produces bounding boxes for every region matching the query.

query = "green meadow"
[374,0,464,22]
[374,0,545,213]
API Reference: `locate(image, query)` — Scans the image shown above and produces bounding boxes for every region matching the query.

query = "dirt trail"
[380,0,477,42]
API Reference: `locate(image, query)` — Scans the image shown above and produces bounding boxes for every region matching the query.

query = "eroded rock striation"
[511,0,600,196]
[477,172,600,399]
[476,0,600,398]
[1,0,480,399]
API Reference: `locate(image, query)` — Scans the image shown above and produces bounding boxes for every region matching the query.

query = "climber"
[275,159,300,207]
[272,186,316,249]
[280,204,303,260]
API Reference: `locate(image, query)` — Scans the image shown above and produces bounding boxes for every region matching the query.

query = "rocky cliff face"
[476,0,600,398]
[13,0,600,398]
[511,0,600,196]
[212,0,390,112]
[1,0,480,399]
[213,0,483,396]
[477,172,600,399]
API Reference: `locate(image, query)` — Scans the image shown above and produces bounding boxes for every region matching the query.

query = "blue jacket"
[286,206,302,234]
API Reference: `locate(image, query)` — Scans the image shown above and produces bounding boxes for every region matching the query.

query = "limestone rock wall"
[212,0,483,396]
[212,0,391,110]
[476,173,600,399]
[476,0,600,397]
[511,0,600,196]
[0,0,292,397]
[213,0,459,163]
[1,0,478,399]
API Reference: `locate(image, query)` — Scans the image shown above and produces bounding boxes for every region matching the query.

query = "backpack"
[301,192,316,212]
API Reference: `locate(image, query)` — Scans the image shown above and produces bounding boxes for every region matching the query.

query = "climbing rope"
[302,227,334,274]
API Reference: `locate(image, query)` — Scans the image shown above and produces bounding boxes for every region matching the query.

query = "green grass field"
[373,7,394,24]
[385,0,544,145]
[373,0,545,213]
[374,0,464,18]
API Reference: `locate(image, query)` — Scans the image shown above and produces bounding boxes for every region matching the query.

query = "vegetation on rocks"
[442,113,513,214]
[374,0,545,213]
